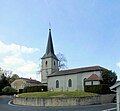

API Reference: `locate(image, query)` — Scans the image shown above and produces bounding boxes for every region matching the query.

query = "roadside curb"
[8,100,17,107]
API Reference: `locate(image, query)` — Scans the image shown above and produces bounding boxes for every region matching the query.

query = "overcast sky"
[0,0,120,81]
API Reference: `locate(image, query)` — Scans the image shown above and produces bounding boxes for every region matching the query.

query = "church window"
[54,61,55,66]
[68,79,72,87]
[56,80,59,88]
[45,61,48,67]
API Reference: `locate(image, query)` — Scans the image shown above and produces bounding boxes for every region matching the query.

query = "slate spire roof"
[42,29,58,60]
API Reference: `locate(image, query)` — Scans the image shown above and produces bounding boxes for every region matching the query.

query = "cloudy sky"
[0,0,120,81]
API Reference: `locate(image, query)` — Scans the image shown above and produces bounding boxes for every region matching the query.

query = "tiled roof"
[48,66,106,77]
[86,74,102,81]
[20,78,41,84]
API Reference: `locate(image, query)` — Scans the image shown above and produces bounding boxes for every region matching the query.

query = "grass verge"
[18,90,98,98]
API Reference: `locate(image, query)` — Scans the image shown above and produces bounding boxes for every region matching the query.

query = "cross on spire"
[49,22,51,29]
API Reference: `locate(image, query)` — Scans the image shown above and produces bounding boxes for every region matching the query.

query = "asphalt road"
[0,96,117,111]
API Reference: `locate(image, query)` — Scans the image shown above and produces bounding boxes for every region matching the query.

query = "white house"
[41,28,107,91]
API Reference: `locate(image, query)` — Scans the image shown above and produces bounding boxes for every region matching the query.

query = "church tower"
[41,29,58,85]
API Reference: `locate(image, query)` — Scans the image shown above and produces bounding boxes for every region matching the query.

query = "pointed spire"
[46,29,55,55]
[42,28,58,60]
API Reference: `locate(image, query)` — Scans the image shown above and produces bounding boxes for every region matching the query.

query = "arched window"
[54,61,55,66]
[68,79,72,87]
[56,80,59,88]
[45,61,48,67]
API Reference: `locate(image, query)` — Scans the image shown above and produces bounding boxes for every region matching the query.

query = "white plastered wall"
[48,71,101,91]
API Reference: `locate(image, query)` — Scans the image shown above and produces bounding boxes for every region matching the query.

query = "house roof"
[41,29,58,60]
[85,74,102,81]
[19,78,41,84]
[48,66,106,77]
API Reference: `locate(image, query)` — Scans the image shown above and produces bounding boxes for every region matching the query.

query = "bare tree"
[0,67,12,78]
[0,67,19,83]
[57,52,67,70]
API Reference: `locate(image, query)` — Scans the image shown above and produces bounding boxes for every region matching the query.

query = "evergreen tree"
[101,69,117,86]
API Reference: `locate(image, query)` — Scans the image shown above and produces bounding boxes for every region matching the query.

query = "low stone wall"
[13,94,115,106]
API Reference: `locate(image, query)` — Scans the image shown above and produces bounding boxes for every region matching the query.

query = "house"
[11,78,42,92]
[84,73,102,86]
[40,28,107,91]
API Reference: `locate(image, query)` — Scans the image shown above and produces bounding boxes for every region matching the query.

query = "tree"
[0,68,19,93]
[0,67,19,83]
[2,86,16,94]
[7,74,19,83]
[101,69,117,85]
[0,67,13,83]
[0,67,6,79]
[3,69,12,77]
[57,52,67,70]
[0,74,10,92]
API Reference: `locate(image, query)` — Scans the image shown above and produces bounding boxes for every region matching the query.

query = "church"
[41,28,107,91]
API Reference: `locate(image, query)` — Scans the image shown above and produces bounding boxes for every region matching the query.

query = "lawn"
[18,91,98,98]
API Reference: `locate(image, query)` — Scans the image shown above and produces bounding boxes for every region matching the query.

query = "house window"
[45,61,48,67]
[56,80,59,88]
[68,79,72,87]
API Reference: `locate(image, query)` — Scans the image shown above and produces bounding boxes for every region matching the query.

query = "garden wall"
[13,94,115,106]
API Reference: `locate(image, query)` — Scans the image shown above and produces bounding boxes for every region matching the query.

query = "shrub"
[84,84,113,94]
[23,86,47,93]
[2,86,17,95]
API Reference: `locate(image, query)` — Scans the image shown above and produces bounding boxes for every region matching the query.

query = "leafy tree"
[57,52,67,70]
[7,74,19,83]
[2,86,16,94]
[0,74,10,92]
[101,69,117,85]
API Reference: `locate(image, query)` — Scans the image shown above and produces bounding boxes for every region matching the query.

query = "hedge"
[23,86,47,93]
[84,84,114,94]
